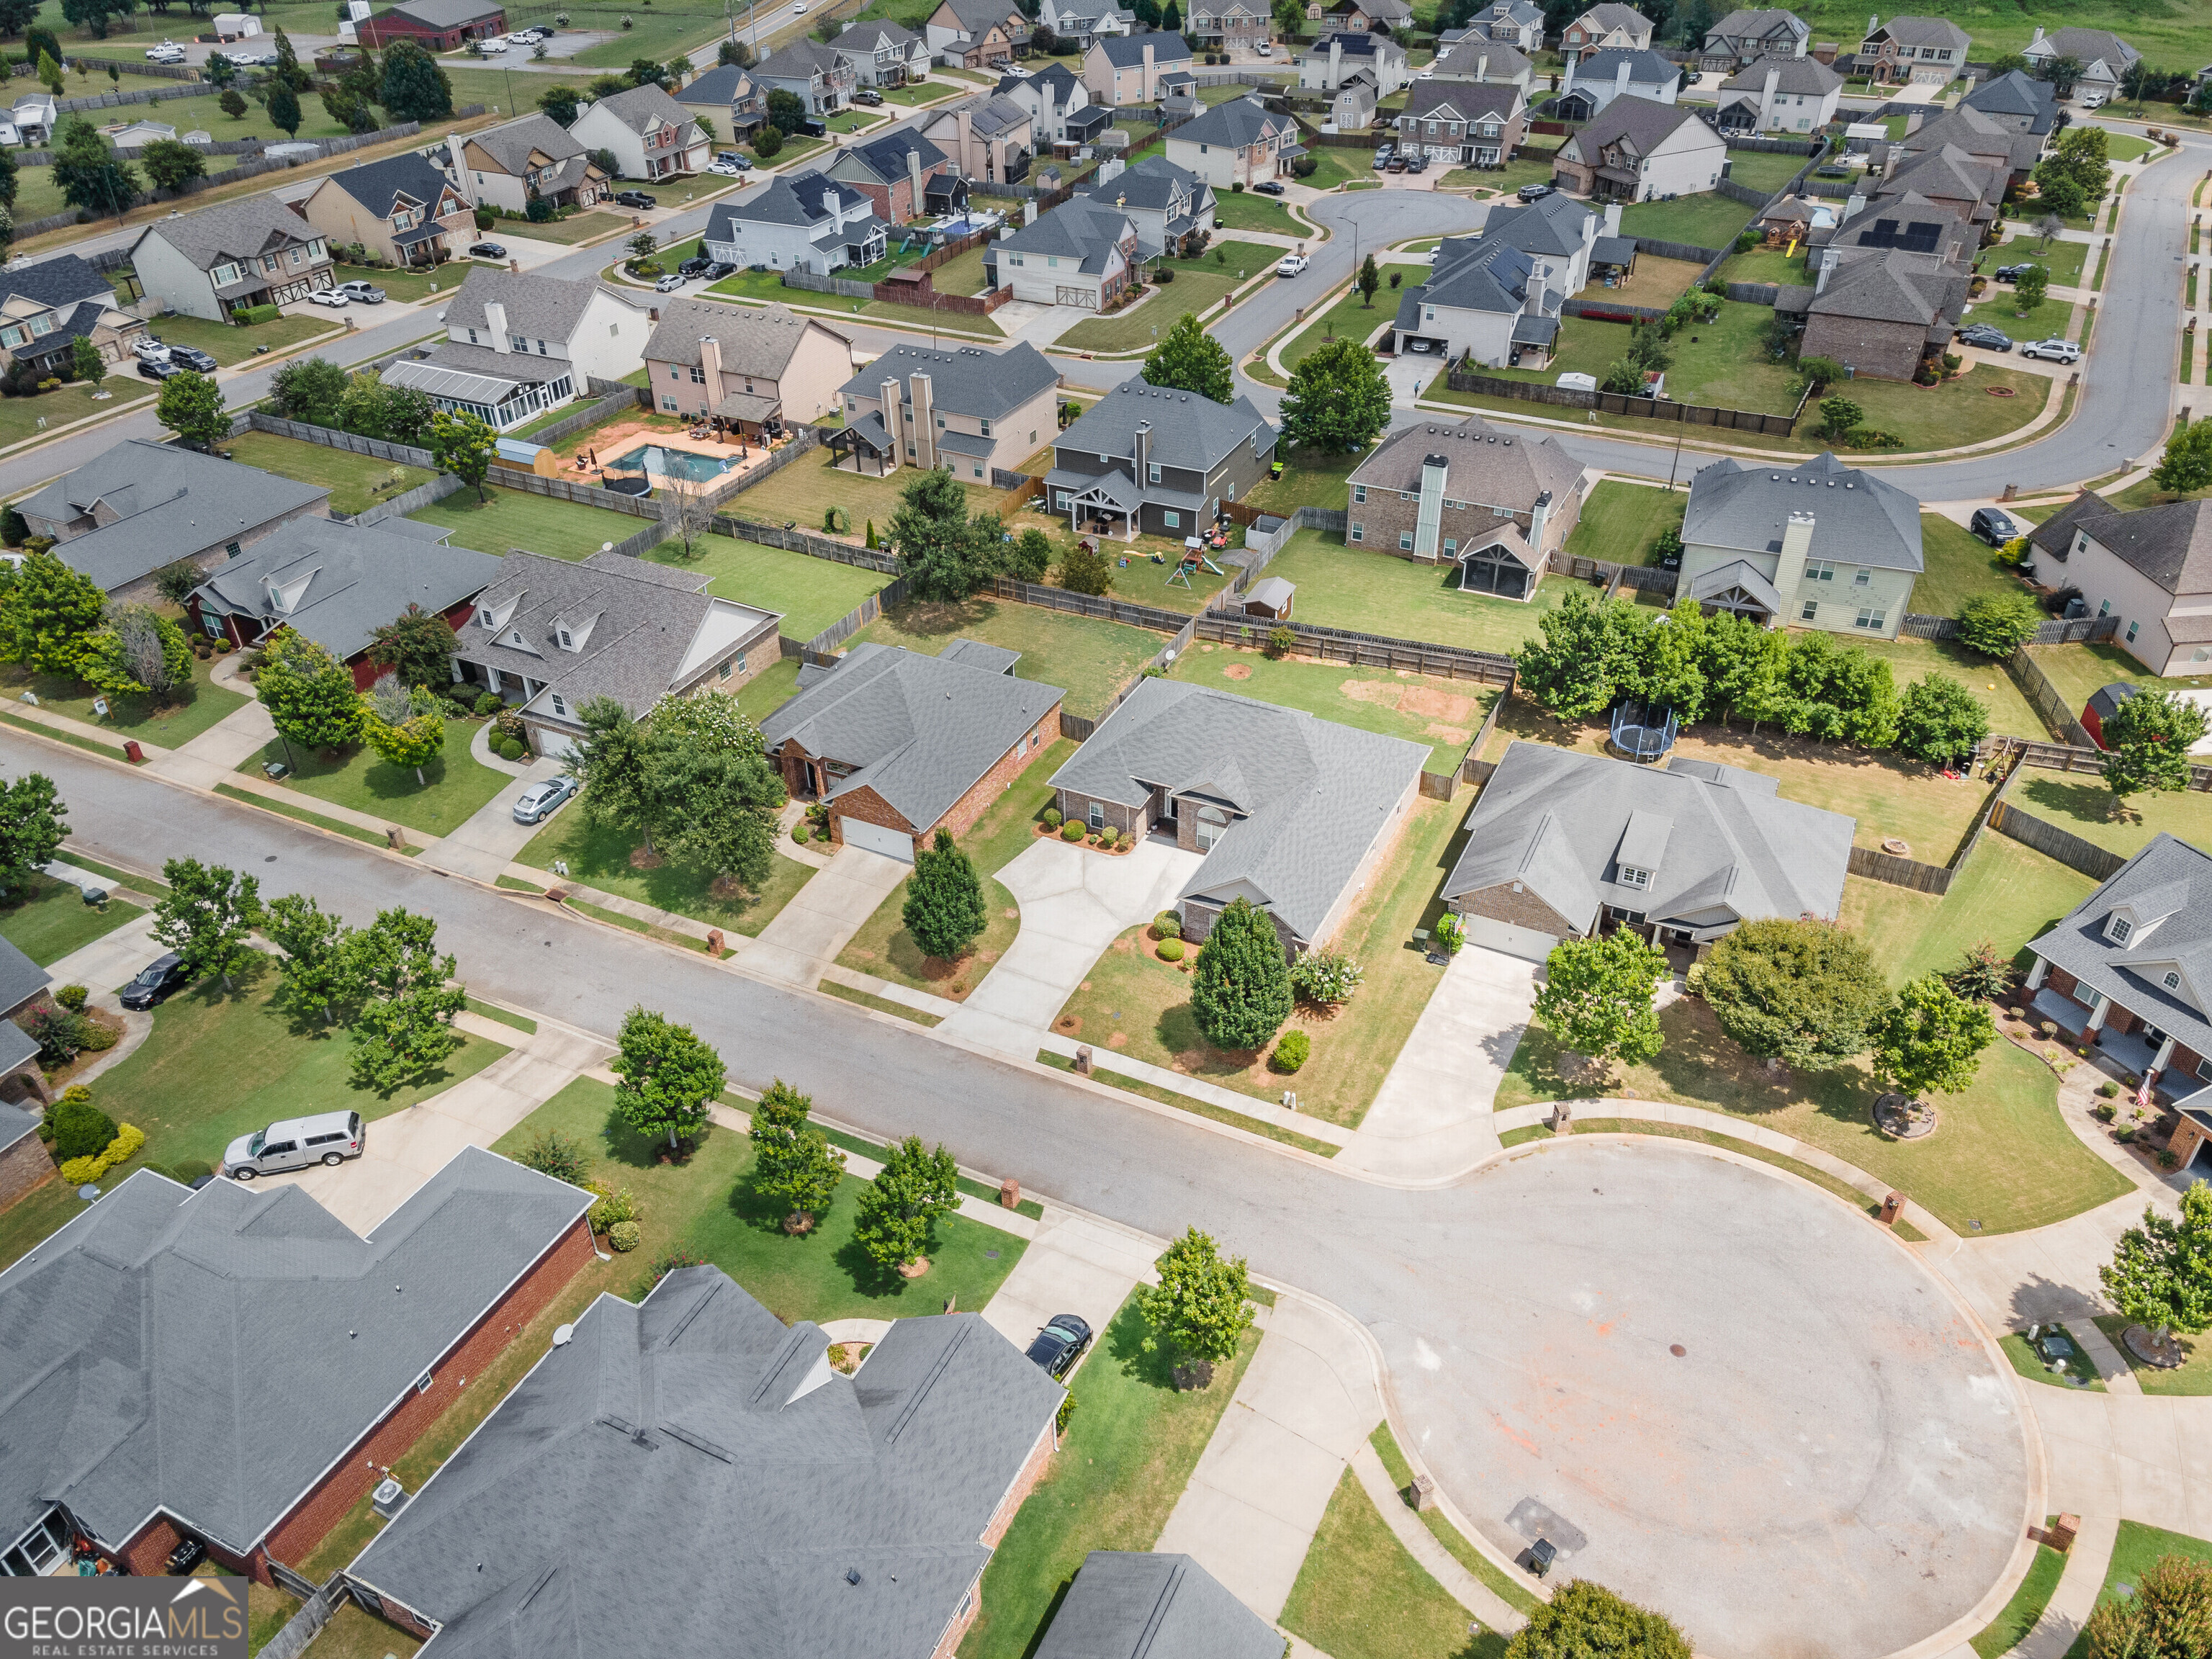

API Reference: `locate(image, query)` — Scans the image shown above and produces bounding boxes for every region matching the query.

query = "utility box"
[371,1478,410,1521]
[1879,1192,1905,1227]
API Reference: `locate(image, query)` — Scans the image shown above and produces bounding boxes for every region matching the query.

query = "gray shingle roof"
[996,194,1136,274]
[128,191,318,274]
[346,1268,1064,1659]
[0,1148,590,1557]
[1883,141,2003,207]
[644,296,847,377]
[1705,6,1809,45]
[1051,678,1428,943]
[1683,449,1923,574]
[1963,68,2056,134]
[0,933,50,1015]
[760,642,1063,829]
[322,151,461,219]
[1401,80,1521,122]
[1442,742,1853,933]
[1001,61,1083,104]
[2032,497,2212,596]
[843,127,950,186]
[1720,51,1840,91]
[1809,245,1968,331]
[2031,27,2138,68]
[675,63,754,106]
[1082,152,1210,220]
[22,439,330,592]
[1350,414,1581,509]
[1568,45,1676,84]
[1576,2,1650,31]
[462,111,586,176]
[1056,377,1275,475]
[1429,35,1532,78]
[441,265,638,344]
[2028,834,2212,1064]
[939,0,1026,33]
[1097,31,1191,66]
[757,37,847,80]
[2026,487,2115,562]
[710,168,874,235]
[837,341,1058,421]
[1867,14,1968,49]
[0,253,115,317]
[1477,189,1596,257]
[0,1094,37,1156]
[1557,92,1707,163]
[830,17,922,52]
[1171,95,1290,149]
[586,81,700,138]
[1036,1553,1283,1659]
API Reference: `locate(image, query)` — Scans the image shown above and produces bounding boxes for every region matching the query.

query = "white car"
[2020,337,2082,363]
[505,30,536,42]
[475,37,506,50]
[2080,91,2106,108]
[1276,253,1308,276]
[306,289,349,308]
[132,337,171,363]
[792,1,809,11]
[145,41,185,61]
[708,160,743,176]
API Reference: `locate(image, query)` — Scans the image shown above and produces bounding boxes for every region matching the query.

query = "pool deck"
[550,416,808,498]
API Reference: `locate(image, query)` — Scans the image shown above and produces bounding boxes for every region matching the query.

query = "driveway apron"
[417,757,570,882]
[742,845,909,986]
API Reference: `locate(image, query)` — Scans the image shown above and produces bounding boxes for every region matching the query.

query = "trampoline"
[1609,700,1678,763]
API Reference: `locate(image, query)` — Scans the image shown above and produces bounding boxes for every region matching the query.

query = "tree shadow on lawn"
[595,1100,717,1170]
[2018,773,2138,827]
[876,595,999,646]
[552,816,781,925]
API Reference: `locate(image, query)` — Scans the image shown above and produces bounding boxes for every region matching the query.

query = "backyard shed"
[1241,576,1295,620]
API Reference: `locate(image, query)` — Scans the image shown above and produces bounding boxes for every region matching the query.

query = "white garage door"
[535,728,577,760]
[1462,915,1557,963]
[839,815,914,863]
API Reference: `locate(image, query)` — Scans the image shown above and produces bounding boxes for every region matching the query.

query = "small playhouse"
[2082,682,2138,748]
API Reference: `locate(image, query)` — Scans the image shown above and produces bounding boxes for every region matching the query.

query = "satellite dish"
[552,1323,575,1346]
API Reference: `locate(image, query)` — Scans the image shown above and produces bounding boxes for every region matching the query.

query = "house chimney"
[1615,56,1630,96]
[1773,508,1815,608]
[484,299,509,354]
[1762,63,1778,122]
[907,143,924,217]
[910,371,935,469]
[1414,453,1447,558]
[1866,12,1876,37]
[1330,37,1342,84]
[1476,52,1488,79]
[1602,201,1621,236]
[1132,419,1149,485]
[1528,487,1553,557]
[881,375,904,464]
[700,335,724,405]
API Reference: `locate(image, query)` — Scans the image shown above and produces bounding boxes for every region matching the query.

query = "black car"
[1024,1313,1093,1380]
[136,357,184,381]
[1517,182,1553,202]
[797,117,827,138]
[1957,323,2013,351]
[167,345,218,373]
[467,240,508,258]
[614,189,657,209]
[677,256,714,277]
[1969,506,2020,547]
[1991,264,2031,282]
[120,952,189,1011]
[703,260,737,279]
[853,86,883,104]
[1252,180,1285,196]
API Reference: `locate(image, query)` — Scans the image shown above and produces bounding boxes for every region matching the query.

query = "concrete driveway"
[418,757,570,882]
[939,835,1202,1058]
[743,846,907,987]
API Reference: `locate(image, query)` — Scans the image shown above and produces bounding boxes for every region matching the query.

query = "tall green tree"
[2103,689,2211,811]
[49,116,138,217]
[153,858,262,992]
[889,465,1003,601]
[367,603,457,689]
[1189,896,1293,1052]
[1141,313,1233,405]
[138,137,204,193]
[747,1079,846,1231]
[1504,1579,1692,1659]
[270,356,349,426]
[575,696,673,855]
[0,772,66,894]
[2010,263,2048,308]
[851,1135,961,1272]
[271,24,312,89]
[1894,673,1990,768]
[1279,336,1391,454]
[653,695,786,891]
[257,629,362,754]
[1137,1226,1254,1370]
[1699,608,1789,728]
[1699,917,1889,1070]
[35,49,62,96]
[612,1006,726,1151]
[429,408,498,500]
[379,40,454,120]
[1870,974,1995,1099]
[2036,123,2110,206]
[2152,417,2212,496]
[904,828,986,961]
[156,369,230,450]
[79,604,189,701]
[265,81,303,138]
[1534,931,1668,1079]
[359,676,446,787]
[0,547,106,678]
[69,333,104,389]
[1635,598,1709,723]
[264,891,356,1024]
[537,84,580,125]
[1511,586,1650,721]
[2102,1181,2212,1345]
[345,907,466,1089]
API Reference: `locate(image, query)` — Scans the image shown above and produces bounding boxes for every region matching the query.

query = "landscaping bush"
[1955,590,2043,658]
[606,1219,642,1252]
[1290,949,1363,1005]
[517,1128,592,1186]
[475,692,504,716]
[1043,806,1063,830]
[78,1021,117,1053]
[1099,824,1118,847]
[1272,1028,1309,1071]
[59,1121,144,1186]
[753,125,783,158]
[1062,820,1085,840]
[55,984,86,1012]
[168,1159,212,1186]
[498,737,526,762]
[28,1007,91,1067]
[49,1089,114,1162]
[1151,910,1182,941]
[2099,1081,2122,1098]
[1157,938,1185,961]
[791,824,810,843]
[2093,1102,2118,1123]
[588,1185,639,1232]
[474,207,494,230]
[1266,626,1295,659]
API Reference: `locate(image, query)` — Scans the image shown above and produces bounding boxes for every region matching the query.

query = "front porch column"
[2085,996,2110,1034]
[2154,1035,2177,1076]
[2026,957,2049,991]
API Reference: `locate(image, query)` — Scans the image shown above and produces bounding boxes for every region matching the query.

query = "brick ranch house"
[760,640,1064,863]
[0,1105,54,1216]
[0,1147,592,1584]
[341,1266,1066,1659]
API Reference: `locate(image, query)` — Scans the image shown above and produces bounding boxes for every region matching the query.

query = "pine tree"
[1189,896,1293,1051]
[379,40,454,121]
[889,466,1002,601]
[266,82,302,138]
[904,829,986,961]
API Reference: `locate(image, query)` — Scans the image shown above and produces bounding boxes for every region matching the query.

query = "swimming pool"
[606,444,734,483]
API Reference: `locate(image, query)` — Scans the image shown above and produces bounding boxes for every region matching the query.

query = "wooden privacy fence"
[1897,613,2120,647]
[1420,686,1509,799]
[989,575,1203,635]
[1986,798,2130,881]
[1847,842,1955,894]
[1982,732,2212,792]
[785,573,914,663]
[513,381,652,450]
[2002,649,2101,749]
[1442,364,1804,437]
[711,513,901,572]
[1192,614,1515,682]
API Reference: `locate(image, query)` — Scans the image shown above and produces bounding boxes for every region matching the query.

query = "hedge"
[59,1122,145,1187]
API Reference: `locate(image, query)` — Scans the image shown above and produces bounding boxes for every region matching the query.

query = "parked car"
[796,117,827,138]
[136,357,184,381]
[336,279,386,303]
[677,256,714,277]
[1385,154,1408,171]
[716,150,753,169]
[613,190,656,209]
[854,87,883,104]
[305,289,349,307]
[145,41,185,61]
[1957,322,2013,350]
[1276,253,1308,276]
[476,37,506,52]
[703,261,736,279]
[1517,182,1553,201]
[1404,153,1427,173]
[1991,264,2029,282]
[505,30,536,42]
[467,240,508,258]
[166,345,218,373]
[1024,1313,1093,1380]
[223,1110,364,1180]
[512,775,579,824]
[2021,337,2081,362]
[132,336,170,362]
[120,952,189,1010]
[1256,38,1272,52]
[708,160,743,176]
[2080,90,2106,108]
[655,272,685,292]
[1969,506,2020,547]
[1372,144,1393,168]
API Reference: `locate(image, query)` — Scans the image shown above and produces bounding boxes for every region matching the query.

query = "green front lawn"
[505,210,631,246]
[878,78,962,106]
[1562,479,1683,568]
[0,649,248,750]
[1997,236,2090,290]
[150,313,341,368]
[1247,529,1563,656]
[958,1292,1261,1659]
[1617,191,1757,251]
[1370,1424,1540,1616]
[1915,512,2021,616]
[222,430,438,518]
[238,727,510,839]
[1054,241,1281,354]
[516,811,816,938]
[328,262,462,305]
[1210,186,1308,235]
[1841,832,2098,991]
[0,875,144,969]
[0,377,154,449]
[2067,1521,2212,1651]
[410,486,656,559]
[643,530,887,642]
[1971,1525,2067,1658]
[2004,771,2212,863]
[1283,1467,1505,1659]
[848,596,1165,721]
[2092,1315,2212,1395]
[1439,153,1557,197]
[1723,148,1811,195]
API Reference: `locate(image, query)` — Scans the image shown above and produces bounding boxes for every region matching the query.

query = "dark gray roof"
[675,63,755,106]
[838,341,1058,421]
[1169,95,1290,150]
[0,1093,37,1155]
[830,17,922,52]
[1683,449,1922,574]
[377,0,502,26]
[323,152,461,219]
[346,1267,1065,1659]
[939,637,1021,675]
[710,168,875,235]
[1575,2,1650,31]
[1082,153,1211,222]
[2026,487,2116,562]
[0,253,115,316]
[2031,497,2212,597]
[997,195,1136,274]
[1478,189,1597,257]
[1963,68,2056,134]
[1866,14,1967,48]
[1429,35,1532,78]
[1311,28,1398,55]
[0,1148,590,1557]
[1592,233,1637,264]
[1036,1553,1283,1659]
[1824,189,1969,261]
[1056,377,1276,475]
[1883,142,2003,207]
[2028,835,2212,1064]
[1414,235,1547,317]
[585,81,700,138]
[21,439,330,592]
[1052,678,1427,943]
[128,192,318,274]
[842,127,951,186]
[760,642,1062,829]
[190,517,498,664]
[1000,61,1083,104]
[755,36,846,80]
[441,266,638,344]
[1443,742,1853,932]
[0,932,50,1015]
[1350,413,1581,510]
[1568,45,1676,83]
[1096,31,1191,65]
[1720,51,1840,91]
[1704,6,1809,45]
[1401,80,1521,122]
[938,0,1027,33]
[1898,104,2038,171]
[1558,92,1710,163]
[2030,27,2137,68]
[1809,245,1968,331]
[644,296,845,377]
[463,112,586,175]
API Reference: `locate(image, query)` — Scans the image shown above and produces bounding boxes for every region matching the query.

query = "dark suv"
[614,189,657,209]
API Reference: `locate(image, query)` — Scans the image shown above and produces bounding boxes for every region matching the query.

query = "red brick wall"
[825,711,1061,850]
[0,1130,55,1212]
[827,783,920,854]
[1451,881,1578,938]
[1799,313,1927,382]
[2046,966,2081,1003]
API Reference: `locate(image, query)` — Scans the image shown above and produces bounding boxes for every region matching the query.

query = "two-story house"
[998,62,1112,150]
[1084,32,1195,105]
[1715,53,1841,133]
[924,95,1035,185]
[1046,376,1276,540]
[2021,25,2139,102]
[1553,95,1724,199]
[1078,153,1216,258]
[1345,413,1586,595]
[1162,94,1300,190]
[0,255,146,385]
[1699,6,1809,72]
[1397,80,1527,167]
[925,0,1028,66]
[1390,230,1570,367]
[1038,0,1134,51]
[1963,67,2059,137]
[830,341,1059,483]
[986,194,1141,308]
[1561,3,1653,60]
[750,39,858,113]
[642,296,853,437]
[127,192,334,320]
[1187,0,1270,56]
[1313,0,1413,32]
[1675,450,1923,638]
[1789,244,1969,379]
[826,19,932,84]
[702,170,888,272]
[673,63,769,138]
[446,111,608,212]
[1892,102,2043,191]
[1299,30,1411,97]
[826,128,961,224]
[302,152,472,269]
[568,83,709,181]
[1554,48,1679,120]
[1463,0,1544,50]
[1427,34,1533,91]
[1858,16,1969,84]
[2026,493,2212,678]
[383,268,653,431]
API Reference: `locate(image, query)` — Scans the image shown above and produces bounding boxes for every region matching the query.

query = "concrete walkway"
[980,1208,1159,1354]
[1347,1441,1527,1635]
[741,845,909,987]
[45,909,163,999]
[2016,1514,2118,1659]
[168,694,276,773]
[417,757,567,882]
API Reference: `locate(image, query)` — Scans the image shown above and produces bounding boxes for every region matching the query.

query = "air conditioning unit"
[371,1478,410,1520]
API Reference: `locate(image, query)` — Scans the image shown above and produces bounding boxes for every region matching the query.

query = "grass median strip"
[1971,1519,2064,1659]
[561,893,722,954]
[801,1118,1046,1220]
[0,708,127,757]
[462,996,537,1036]
[1282,1463,1509,1659]
[818,979,945,1028]
[212,783,403,852]
[57,853,168,898]
[1370,1423,1543,1617]
[1036,1048,1341,1156]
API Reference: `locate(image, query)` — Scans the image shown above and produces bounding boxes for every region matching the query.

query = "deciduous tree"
[1278,336,1390,454]
[851,1134,960,1272]
[2103,688,2211,810]
[1141,311,1233,404]
[153,858,262,991]
[263,891,355,1024]
[1504,1579,1692,1659]
[1137,1226,1253,1370]
[0,772,66,894]
[429,408,499,500]
[257,629,361,753]
[1894,672,1990,768]
[1533,930,1668,1079]
[379,40,453,120]
[367,603,457,689]
[1189,895,1293,1051]
[1511,585,1650,720]
[652,694,786,891]
[345,906,465,1089]
[575,696,671,855]
[1009,527,1053,583]
[155,369,229,450]
[270,356,349,426]
[2152,416,2212,496]
[2082,1552,2212,1659]
[138,136,204,192]
[79,604,189,701]
[1954,589,2042,658]
[2102,1180,2212,1345]
[536,84,580,125]
[1699,917,1889,1070]
[611,1005,726,1151]
[747,1079,845,1231]
[359,676,446,786]
[1058,539,1111,596]
[904,828,986,961]
[69,334,103,389]
[0,547,106,678]
[1870,974,1995,1098]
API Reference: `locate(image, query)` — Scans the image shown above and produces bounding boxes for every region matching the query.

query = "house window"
[1619,865,1650,888]
[688,364,706,383]
[557,627,572,648]
[551,693,567,716]
[1852,567,1871,586]
[1853,606,1884,631]
[1805,560,1834,581]
[225,541,241,559]
[1349,523,1364,542]
[2167,971,2182,990]
[1443,538,1457,555]
[415,1370,433,1394]
[1164,511,1180,527]
[2127,621,2140,643]
[1353,484,1366,503]
[1148,461,1161,482]
[662,396,680,411]
[1800,599,1818,621]
[1400,531,1415,550]
[1087,801,1103,830]
[2098,599,2111,617]
[2109,916,2133,943]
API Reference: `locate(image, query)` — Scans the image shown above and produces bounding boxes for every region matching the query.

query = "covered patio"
[1048,468,1145,541]
[825,411,897,477]
[1686,559,1782,624]
[1455,533,1534,601]
[2030,986,2169,1087]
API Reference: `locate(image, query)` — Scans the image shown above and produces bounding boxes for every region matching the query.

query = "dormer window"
[2108,915,2133,944]
[2167,971,2182,990]
[557,626,572,649]
[1619,866,1651,889]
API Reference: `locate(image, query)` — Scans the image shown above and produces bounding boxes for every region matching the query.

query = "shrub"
[753,125,783,158]
[1272,1028,1310,1071]
[1290,950,1362,1004]
[1099,824,1118,847]
[1043,807,1063,830]
[2093,1102,2118,1123]
[1157,938,1185,961]
[517,1128,592,1186]
[49,1090,115,1163]
[168,1158,212,1186]
[55,984,86,1012]
[1062,820,1085,840]
[1231,180,1245,192]
[59,1121,144,1186]
[214,639,233,654]
[1056,1388,1077,1434]
[232,303,281,325]
[1956,590,2044,658]
[1156,264,1175,284]
[2099,1081,2122,1098]
[474,207,494,229]
[1152,911,1182,941]
[791,824,810,844]
[588,1186,639,1231]
[475,692,504,716]
[1266,626,1295,659]
[78,1021,117,1053]
[498,737,526,762]
[607,1219,642,1252]
[2161,1148,2181,1169]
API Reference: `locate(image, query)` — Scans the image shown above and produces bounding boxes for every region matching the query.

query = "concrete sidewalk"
[2016,1515,2117,1659]
[418,757,567,881]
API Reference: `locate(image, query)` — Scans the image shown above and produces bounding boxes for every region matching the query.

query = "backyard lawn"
[1054,241,1281,353]
[0,875,143,968]
[0,650,248,750]
[2003,770,2212,861]
[1578,253,1707,310]
[1171,646,1496,770]
[410,486,653,559]
[1249,529,1565,656]
[1283,1468,1506,1659]
[1719,243,1812,287]
[957,1292,1261,1659]
[1845,634,2048,742]
[516,809,817,938]
[1915,511,2020,616]
[1618,191,1758,251]
[737,657,801,724]
[642,530,886,642]
[238,725,511,839]
[2026,641,2212,716]
[1722,148,1811,195]
[847,596,1164,721]
[725,449,999,545]
[1562,479,1683,568]
[1247,446,1364,514]
[224,431,437,518]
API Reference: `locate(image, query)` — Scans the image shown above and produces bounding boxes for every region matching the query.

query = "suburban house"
[1440,744,1853,961]
[1562,3,1653,59]
[1699,6,1809,72]
[673,63,769,138]
[357,0,505,49]
[1163,95,1301,189]
[1807,187,1972,266]
[0,936,53,1118]
[184,518,499,686]
[1390,230,1566,367]
[1484,189,1607,289]
[1463,0,1545,50]
[703,170,889,274]
[2026,493,2212,676]
[2025,835,2212,1117]
[1187,0,1270,55]
[1675,449,1923,637]
[827,17,932,84]
[642,297,853,436]
[1395,81,1525,165]
[830,340,1060,482]
[1786,244,1969,379]
[1052,679,1427,956]
[385,269,652,431]
[925,95,1036,185]
[1552,96,1724,201]
[761,642,1063,859]
[1084,33,1195,105]
[446,111,608,212]
[301,152,472,269]
[1894,102,2042,189]
[1048,377,1274,538]
[1964,67,2059,136]
[342,1269,1065,1658]
[1427,35,1534,91]
[999,63,1109,148]
[1039,0,1135,50]
[0,92,55,147]
[1038,1555,1287,1659]
[827,128,961,224]
[2021,25,2139,101]
[127,192,335,320]
[451,552,783,756]
[987,194,1142,309]
[568,83,710,181]
[1079,153,1216,257]
[0,1147,592,1586]
[1316,0,1415,32]
[1554,47,1680,119]
[754,38,861,113]
[1858,14,1969,84]
[1874,140,2008,227]
[925,0,1030,65]
[1345,415,1586,595]
[0,253,146,382]
[1716,53,1842,132]
[20,439,329,601]
[1299,31,1411,98]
